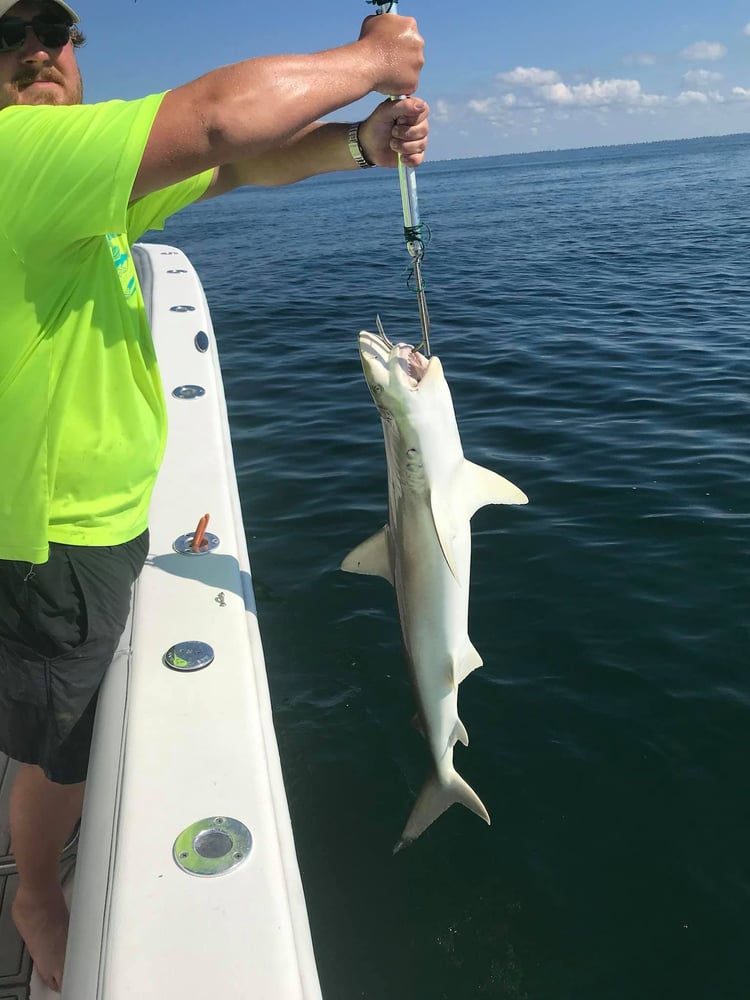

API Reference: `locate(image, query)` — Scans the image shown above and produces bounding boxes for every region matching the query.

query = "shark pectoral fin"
[456,642,483,685]
[429,495,461,583]
[393,768,490,853]
[460,460,529,519]
[341,526,394,584]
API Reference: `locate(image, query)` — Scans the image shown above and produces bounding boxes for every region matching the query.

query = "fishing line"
[367,0,432,356]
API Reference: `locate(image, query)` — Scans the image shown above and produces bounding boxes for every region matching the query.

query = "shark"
[342,325,528,852]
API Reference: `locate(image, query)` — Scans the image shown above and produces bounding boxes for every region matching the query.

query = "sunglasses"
[0,15,72,53]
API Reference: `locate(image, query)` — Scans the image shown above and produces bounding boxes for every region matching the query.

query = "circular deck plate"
[172,384,206,399]
[173,531,220,555]
[173,817,252,877]
[163,640,215,672]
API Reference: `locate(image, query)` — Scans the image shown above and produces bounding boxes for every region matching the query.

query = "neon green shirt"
[0,94,214,563]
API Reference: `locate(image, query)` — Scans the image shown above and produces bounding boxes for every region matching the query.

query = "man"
[0,0,428,990]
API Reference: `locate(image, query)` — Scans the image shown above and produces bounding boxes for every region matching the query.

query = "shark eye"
[371,383,384,394]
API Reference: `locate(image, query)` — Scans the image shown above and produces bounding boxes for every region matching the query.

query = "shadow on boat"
[146,552,257,613]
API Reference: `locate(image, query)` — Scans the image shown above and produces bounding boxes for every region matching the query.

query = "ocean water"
[146,132,750,1000]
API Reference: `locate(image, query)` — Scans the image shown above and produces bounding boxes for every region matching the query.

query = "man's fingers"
[392,122,429,141]
[390,136,428,166]
[392,139,427,157]
[392,98,429,124]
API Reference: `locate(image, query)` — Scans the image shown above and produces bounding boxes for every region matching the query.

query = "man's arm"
[200,97,430,197]
[132,14,424,201]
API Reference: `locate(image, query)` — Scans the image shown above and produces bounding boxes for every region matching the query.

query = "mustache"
[14,69,63,89]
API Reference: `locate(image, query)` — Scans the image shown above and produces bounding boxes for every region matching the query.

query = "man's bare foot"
[12,885,69,992]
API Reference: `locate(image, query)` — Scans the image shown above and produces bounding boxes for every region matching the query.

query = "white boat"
[15,243,323,999]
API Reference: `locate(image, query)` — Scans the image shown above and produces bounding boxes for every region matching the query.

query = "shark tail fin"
[393,768,490,854]
[341,525,394,584]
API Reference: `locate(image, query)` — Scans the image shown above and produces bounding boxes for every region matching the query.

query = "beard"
[5,67,83,107]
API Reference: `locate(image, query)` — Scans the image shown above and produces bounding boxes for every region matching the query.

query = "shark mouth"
[386,342,428,391]
[406,348,429,386]
[371,317,429,389]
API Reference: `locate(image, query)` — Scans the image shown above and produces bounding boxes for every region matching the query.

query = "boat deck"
[0,243,322,1000]
[0,754,77,1000]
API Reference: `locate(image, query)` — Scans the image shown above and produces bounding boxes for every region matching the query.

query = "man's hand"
[358,97,430,169]
[357,14,425,97]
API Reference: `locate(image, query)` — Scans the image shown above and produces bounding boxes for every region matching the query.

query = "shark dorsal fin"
[341,526,393,584]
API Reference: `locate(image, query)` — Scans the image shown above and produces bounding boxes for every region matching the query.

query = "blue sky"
[76,0,750,159]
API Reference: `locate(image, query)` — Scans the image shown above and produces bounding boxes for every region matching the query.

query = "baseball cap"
[0,1,80,20]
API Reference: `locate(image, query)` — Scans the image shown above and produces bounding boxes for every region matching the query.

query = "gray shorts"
[0,531,149,784]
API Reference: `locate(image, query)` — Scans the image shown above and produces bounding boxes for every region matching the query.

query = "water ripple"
[148,133,750,1000]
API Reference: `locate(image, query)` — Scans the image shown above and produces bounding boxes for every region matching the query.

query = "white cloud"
[464,65,669,135]
[681,41,727,61]
[489,66,663,110]
[682,69,723,88]
[624,53,657,66]
[465,93,522,128]
[676,89,724,105]
[433,98,452,122]
[677,90,709,104]
[538,77,662,109]
[467,98,493,114]
[743,23,750,36]
[456,47,750,146]
[497,66,561,86]
[469,94,516,112]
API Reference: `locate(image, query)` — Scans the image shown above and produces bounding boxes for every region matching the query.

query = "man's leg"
[10,764,85,994]
[0,532,148,992]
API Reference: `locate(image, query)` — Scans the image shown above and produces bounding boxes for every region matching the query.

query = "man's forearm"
[206,122,359,196]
